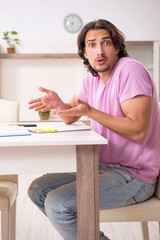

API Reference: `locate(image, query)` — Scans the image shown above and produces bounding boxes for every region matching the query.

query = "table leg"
[76,145,99,240]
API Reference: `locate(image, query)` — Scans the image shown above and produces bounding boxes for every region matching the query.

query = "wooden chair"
[0,175,18,240]
[100,102,160,240]
[0,99,19,240]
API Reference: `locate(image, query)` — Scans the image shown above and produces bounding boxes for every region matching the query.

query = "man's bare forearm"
[88,105,150,143]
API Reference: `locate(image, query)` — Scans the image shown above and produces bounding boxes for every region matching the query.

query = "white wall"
[0,0,160,46]
[0,57,87,120]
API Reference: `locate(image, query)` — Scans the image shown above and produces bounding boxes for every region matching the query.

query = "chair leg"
[10,200,16,240]
[158,221,160,238]
[1,209,9,240]
[141,222,150,240]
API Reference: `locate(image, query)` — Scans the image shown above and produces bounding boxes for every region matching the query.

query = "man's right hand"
[28,86,64,112]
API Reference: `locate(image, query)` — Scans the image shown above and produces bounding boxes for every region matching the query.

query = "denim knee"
[45,185,77,224]
[44,191,57,217]
[28,178,47,215]
[45,190,69,219]
[28,179,39,202]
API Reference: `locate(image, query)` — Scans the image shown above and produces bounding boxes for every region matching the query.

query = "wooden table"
[0,124,107,240]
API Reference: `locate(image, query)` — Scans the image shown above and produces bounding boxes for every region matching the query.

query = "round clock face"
[64,14,82,33]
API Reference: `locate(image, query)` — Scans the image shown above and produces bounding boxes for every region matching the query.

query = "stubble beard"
[92,64,110,73]
[92,56,111,73]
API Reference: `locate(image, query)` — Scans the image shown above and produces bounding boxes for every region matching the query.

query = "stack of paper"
[0,126,31,137]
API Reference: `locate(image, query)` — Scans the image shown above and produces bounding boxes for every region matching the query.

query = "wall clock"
[64,14,82,33]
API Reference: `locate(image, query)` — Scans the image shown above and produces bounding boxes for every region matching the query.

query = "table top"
[0,122,107,147]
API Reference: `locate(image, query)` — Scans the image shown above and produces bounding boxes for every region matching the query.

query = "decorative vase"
[7,47,15,53]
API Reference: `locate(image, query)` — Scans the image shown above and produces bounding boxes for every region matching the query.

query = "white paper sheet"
[0,126,31,137]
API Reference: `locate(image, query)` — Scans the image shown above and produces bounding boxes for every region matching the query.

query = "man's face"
[84,29,119,74]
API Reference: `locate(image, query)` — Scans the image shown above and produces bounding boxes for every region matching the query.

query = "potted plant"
[2,31,20,53]
[38,110,51,120]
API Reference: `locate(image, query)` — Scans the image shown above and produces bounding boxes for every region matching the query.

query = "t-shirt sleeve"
[119,62,153,103]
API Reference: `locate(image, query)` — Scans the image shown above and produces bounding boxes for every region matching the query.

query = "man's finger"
[28,98,42,104]
[39,86,49,94]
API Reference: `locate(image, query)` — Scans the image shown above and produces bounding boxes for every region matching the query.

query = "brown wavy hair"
[77,19,128,76]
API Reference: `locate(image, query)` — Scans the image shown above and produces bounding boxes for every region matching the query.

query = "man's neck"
[99,70,113,85]
[98,57,119,84]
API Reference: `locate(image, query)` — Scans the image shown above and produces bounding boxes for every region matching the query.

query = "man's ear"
[84,48,88,59]
[115,48,119,55]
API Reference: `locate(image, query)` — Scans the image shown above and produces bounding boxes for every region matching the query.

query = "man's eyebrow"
[102,36,111,40]
[87,36,111,43]
[87,38,96,43]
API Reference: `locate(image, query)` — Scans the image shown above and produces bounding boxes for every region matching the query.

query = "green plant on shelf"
[2,31,20,48]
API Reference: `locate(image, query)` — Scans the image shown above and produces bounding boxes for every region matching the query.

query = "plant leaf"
[11,31,18,35]
[2,30,20,47]
[3,32,9,37]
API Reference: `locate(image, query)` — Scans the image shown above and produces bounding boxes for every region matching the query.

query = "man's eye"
[104,41,111,45]
[89,43,95,47]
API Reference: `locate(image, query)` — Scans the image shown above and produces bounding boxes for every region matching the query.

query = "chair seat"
[0,181,17,209]
[100,196,160,222]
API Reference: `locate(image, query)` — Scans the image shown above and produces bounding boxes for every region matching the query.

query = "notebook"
[0,126,31,137]
[28,121,91,133]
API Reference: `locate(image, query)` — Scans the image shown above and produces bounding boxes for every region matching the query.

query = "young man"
[28,19,160,240]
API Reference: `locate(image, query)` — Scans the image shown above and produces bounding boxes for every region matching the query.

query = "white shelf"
[0,53,79,59]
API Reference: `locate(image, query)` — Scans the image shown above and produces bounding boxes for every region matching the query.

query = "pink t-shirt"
[76,57,160,184]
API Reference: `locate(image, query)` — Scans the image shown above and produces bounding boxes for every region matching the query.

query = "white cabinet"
[125,41,160,99]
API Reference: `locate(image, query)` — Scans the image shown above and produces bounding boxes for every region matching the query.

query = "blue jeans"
[28,163,155,240]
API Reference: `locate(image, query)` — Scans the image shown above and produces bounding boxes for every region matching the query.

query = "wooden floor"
[0,174,159,240]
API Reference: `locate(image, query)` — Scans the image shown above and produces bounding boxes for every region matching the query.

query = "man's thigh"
[29,172,76,193]
[99,164,155,209]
